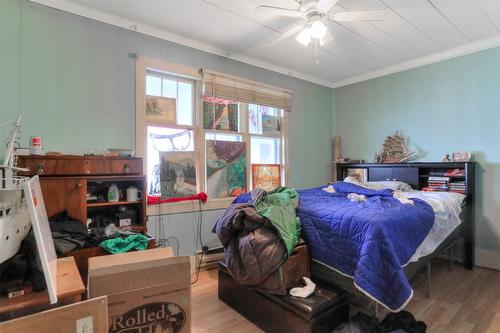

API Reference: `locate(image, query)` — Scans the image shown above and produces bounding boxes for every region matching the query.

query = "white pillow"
[343,177,413,191]
[366,181,413,192]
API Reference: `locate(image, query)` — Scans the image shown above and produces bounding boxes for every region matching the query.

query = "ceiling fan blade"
[316,0,338,12]
[331,10,387,22]
[300,0,318,12]
[268,25,305,46]
[255,5,304,18]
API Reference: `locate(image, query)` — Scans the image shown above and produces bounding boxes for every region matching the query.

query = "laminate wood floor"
[191,259,500,333]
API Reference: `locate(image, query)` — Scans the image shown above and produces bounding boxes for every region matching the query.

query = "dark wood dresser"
[17,155,154,275]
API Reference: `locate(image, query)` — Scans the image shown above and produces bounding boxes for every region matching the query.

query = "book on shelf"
[449,181,466,193]
[428,176,450,181]
[427,176,451,192]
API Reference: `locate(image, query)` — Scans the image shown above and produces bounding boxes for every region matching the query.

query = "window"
[136,57,290,209]
[145,71,193,126]
[202,99,285,198]
[143,70,196,197]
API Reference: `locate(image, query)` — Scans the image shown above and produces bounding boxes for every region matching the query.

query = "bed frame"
[311,162,476,309]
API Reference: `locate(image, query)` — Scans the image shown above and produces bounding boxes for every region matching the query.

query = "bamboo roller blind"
[201,70,292,112]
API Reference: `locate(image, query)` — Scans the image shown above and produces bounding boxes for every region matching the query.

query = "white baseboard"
[190,251,225,273]
[475,248,500,271]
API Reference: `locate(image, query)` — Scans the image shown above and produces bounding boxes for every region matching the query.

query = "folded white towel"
[289,277,316,298]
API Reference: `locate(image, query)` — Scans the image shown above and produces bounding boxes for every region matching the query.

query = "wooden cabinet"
[18,155,146,227]
[17,155,153,275]
[18,155,141,176]
[39,177,87,224]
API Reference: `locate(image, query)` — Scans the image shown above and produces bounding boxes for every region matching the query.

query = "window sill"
[146,197,234,216]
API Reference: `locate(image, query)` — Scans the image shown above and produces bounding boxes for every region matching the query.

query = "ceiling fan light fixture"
[310,20,327,39]
[296,28,311,46]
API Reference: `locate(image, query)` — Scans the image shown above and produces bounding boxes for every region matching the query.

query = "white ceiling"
[33,0,500,87]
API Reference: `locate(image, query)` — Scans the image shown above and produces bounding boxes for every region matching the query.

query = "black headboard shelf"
[336,161,476,269]
[336,162,474,200]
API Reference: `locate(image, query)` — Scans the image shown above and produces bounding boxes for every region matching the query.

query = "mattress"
[403,190,465,264]
[297,183,465,311]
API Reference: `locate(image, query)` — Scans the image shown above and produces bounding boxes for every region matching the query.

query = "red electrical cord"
[147,192,208,205]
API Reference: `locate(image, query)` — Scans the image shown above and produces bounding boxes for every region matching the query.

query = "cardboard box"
[0,296,108,333]
[88,247,191,333]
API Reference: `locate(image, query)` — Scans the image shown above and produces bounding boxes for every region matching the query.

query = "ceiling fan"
[256,0,387,47]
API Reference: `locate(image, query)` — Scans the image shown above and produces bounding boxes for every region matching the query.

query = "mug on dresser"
[126,186,143,202]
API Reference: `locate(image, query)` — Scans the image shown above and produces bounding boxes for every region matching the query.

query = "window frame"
[136,57,289,214]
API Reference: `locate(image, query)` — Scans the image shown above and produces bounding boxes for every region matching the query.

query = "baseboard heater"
[196,246,224,271]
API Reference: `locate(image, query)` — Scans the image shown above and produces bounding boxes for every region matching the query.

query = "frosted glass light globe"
[310,21,327,39]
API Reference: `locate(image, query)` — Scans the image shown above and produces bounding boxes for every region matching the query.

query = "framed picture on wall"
[346,168,368,182]
[145,95,176,123]
[252,164,281,191]
[202,96,239,132]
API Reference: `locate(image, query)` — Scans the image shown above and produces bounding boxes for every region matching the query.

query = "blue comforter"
[297,182,434,311]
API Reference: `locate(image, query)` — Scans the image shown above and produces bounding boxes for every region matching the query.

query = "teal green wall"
[0,0,334,189]
[335,47,500,253]
[1,0,333,255]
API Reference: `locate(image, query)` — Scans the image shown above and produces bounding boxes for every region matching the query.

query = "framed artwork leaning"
[203,96,239,132]
[252,164,281,191]
[159,151,197,199]
[145,95,176,123]
[346,168,368,182]
[452,151,471,162]
[206,140,247,198]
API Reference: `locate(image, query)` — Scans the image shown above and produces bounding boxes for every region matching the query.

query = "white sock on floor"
[289,277,316,298]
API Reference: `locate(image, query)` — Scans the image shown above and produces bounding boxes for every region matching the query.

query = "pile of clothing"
[214,187,301,295]
[49,211,89,254]
[49,211,148,255]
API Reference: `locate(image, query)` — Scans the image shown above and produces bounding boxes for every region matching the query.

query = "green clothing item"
[99,234,149,254]
[254,186,300,255]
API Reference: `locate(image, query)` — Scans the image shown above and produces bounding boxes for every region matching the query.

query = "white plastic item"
[107,183,120,202]
[24,175,58,304]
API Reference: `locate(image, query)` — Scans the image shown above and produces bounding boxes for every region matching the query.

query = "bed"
[300,162,475,312]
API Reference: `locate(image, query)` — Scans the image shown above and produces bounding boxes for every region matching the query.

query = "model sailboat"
[0,114,31,263]
[374,131,415,163]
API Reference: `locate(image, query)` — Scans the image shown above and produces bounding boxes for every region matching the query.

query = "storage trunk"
[278,243,310,287]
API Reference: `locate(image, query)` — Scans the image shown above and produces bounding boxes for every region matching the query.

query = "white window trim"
[136,56,289,215]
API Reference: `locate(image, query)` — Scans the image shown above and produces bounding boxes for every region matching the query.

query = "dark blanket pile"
[334,311,426,333]
[214,187,300,295]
